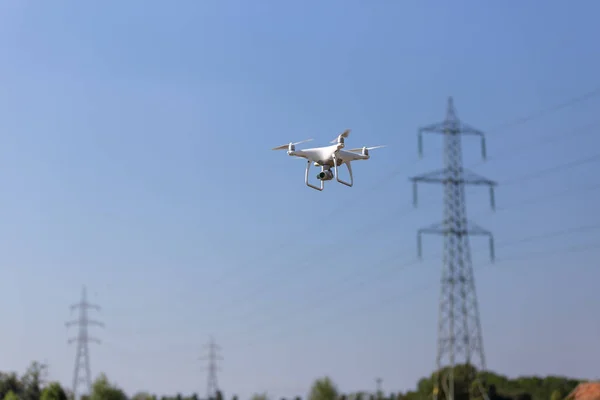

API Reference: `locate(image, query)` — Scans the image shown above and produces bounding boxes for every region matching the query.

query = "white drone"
[272,129,385,191]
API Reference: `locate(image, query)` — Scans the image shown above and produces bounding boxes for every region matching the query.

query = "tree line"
[0,362,587,400]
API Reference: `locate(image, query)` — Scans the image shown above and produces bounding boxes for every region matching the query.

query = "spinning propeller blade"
[330,129,351,144]
[271,138,313,151]
[346,145,386,153]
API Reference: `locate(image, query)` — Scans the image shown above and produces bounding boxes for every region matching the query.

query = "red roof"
[566,383,600,400]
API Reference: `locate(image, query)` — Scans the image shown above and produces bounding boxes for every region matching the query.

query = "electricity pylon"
[410,97,496,400]
[199,336,222,400]
[66,286,104,400]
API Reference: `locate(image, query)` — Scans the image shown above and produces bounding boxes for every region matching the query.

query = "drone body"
[272,129,385,191]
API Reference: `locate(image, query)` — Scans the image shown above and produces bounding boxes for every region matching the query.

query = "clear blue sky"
[1,0,599,398]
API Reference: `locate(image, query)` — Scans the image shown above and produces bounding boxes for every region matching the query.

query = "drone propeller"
[271,138,313,151]
[346,145,386,156]
[330,129,351,144]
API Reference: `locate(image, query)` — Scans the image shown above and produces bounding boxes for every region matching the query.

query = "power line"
[236,228,600,349]
[199,336,223,400]
[213,157,598,330]
[386,89,600,184]
[489,87,600,131]
[207,88,600,294]
[501,153,600,186]
[496,182,600,211]
[212,131,600,339]
[219,178,600,343]
[210,97,600,317]
[314,240,600,336]
[486,119,600,164]
[202,90,600,347]
[402,118,600,219]
[224,163,600,345]
[65,285,104,400]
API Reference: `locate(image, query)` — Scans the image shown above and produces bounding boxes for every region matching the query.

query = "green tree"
[216,391,224,400]
[3,391,18,400]
[89,374,127,400]
[22,361,48,400]
[41,382,68,400]
[550,390,563,400]
[0,373,23,399]
[429,364,480,400]
[308,377,339,400]
[417,377,434,397]
[251,393,269,400]
[132,392,154,400]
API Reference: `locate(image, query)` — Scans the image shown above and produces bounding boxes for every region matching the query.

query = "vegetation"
[0,362,587,400]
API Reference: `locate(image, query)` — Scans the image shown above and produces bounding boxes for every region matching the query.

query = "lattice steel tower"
[200,336,222,400]
[66,286,104,400]
[410,97,496,400]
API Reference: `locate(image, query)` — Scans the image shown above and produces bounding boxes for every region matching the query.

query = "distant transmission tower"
[410,97,496,400]
[376,378,383,398]
[66,286,104,400]
[199,336,222,400]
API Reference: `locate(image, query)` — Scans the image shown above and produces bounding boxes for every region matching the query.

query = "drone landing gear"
[331,154,353,187]
[305,161,324,191]
[305,157,354,191]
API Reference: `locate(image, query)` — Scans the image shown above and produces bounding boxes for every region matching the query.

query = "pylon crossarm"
[412,169,496,185]
[457,123,487,160]
[417,223,449,258]
[461,170,496,186]
[411,169,447,207]
[70,302,100,311]
[464,221,490,235]
[462,173,497,210]
[411,168,447,183]
[465,221,495,262]
[418,123,454,157]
